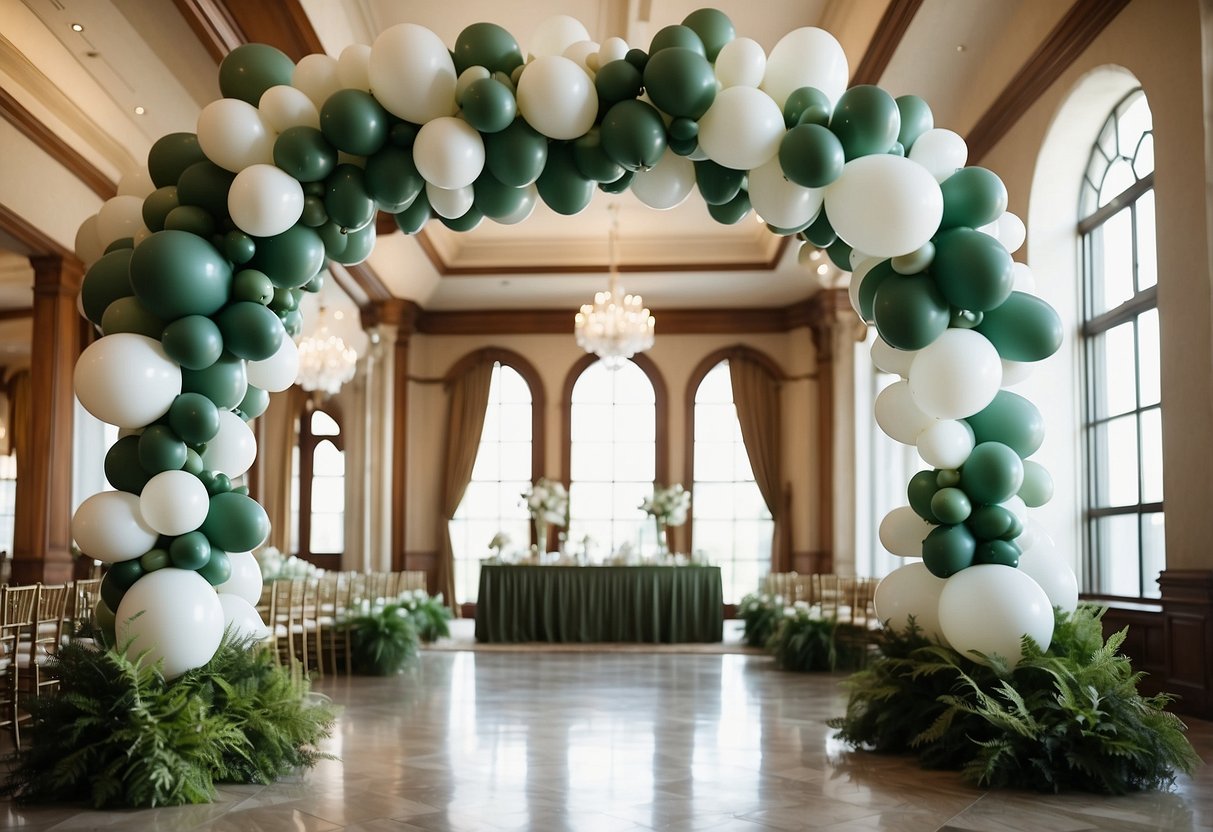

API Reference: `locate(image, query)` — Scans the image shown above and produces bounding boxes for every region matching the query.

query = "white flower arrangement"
[640,483,691,527]
[488,531,511,554]
[521,477,569,527]
[253,545,323,581]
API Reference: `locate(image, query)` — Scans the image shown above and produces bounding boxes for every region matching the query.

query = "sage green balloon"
[453,22,523,75]
[643,47,716,119]
[937,469,961,488]
[598,170,634,195]
[922,523,976,578]
[779,123,844,188]
[163,205,216,238]
[102,296,164,339]
[170,531,212,571]
[219,43,294,106]
[949,309,983,329]
[148,133,206,188]
[669,118,698,142]
[105,435,150,494]
[279,309,303,337]
[975,538,1020,567]
[439,206,484,232]
[931,227,1013,312]
[804,209,836,247]
[600,99,667,172]
[908,469,941,523]
[302,269,324,294]
[784,86,831,128]
[223,230,256,265]
[269,287,299,313]
[966,504,1018,540]
[931,487,972,525]
[324,164,376,231]
[334,221,376,266]
[461,78,517,134]
[273,126,338,182]
[474,169,531,219]
[856,259,895,322]
[139,548,171,573]
[694,159,744,205]
[706,190,751,224]
[104,238,133,254]
[965,390,1045,459]
[236,385,270,421]
[595,59,644,104]
[826,238,852,270]
[232,269,274,305]
[142,186,179,232]
[873,274,950,351]
[485,119,548,187]
[201,471,232,496]
[960,442,1024,506]
[649,24,704,56]
[138,424,187,474]
[572,129,625,183]
[176,160,234,219]
[1019,460,1054,508]
[108,558,146,590]
[975,291,1063,361]
[939,166,1008,230]
[318,220,350,256]
[320,89,389,156]
[182,352,248,410]
[252,224,325,289]
[394,193,432,235]
[828,85,900,161]
[82,248,134,325]
[130,230,232,320]
[681,8,734,62]
[161,314,223,370]
[300,194,328,227]
[169,392,220,445]
[198,548,232,585]
[895,95,933,152]
[216,301,285,361]
[201,492,269,553]
[537,143,594,216]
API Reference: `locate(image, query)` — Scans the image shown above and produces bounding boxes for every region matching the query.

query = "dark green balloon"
[975,538,1020,567]
[930,487,972,525]
[669,118,698,142]
[389,121,419,149]
[176,160,234,219]
[235,385,270,421]
[649,25,704,56]
[232,269,274,305]
[169,392,220,445]
[960,442,1024,505]
[921,523,976,578]
[804,209,836,248]
[300,195,328,227]
[485,120,548,187]
[219,43,294,106]
[130,230,232,321]
[223,230,256,265]
[975,291,1064,362]
[453,22,523,75]
[474,169,532,219]
[572,129,625,183]
[138,424,186,474]
[139,548,171,573]
[320,89,389,156]
[105,435,151,494]
[908,469,941,523]
[201,492,270,553]
[198,470,228,496]
[595,59,644,104]
[273,126,337,182]
[394,194,432,235]
[107,558,145,591]
[197,548,232,585]
[784,87,831,128]
[950,308,983,329]
[537,143,594,216]
[895,95,933,152]
[317,220,351,256]
[104,238,133,254]
[694,159,744,205]
[439,206,484,232]
[100,571,128,612]
[600,99,667,172]
[163,205,216,238]
[181,352,248,410]
[461,78,517,134]
[161,315,224,371]
[939,167,1008,230]
[142,186,179,232]
[251,224,326,289]
[324,164,376,231]
[170,531,212,570]
[706,190,751,224]
[856,259,895,322]
[215,301,285,361]
[598,170,634,195]
[148,133,206,189]
[965,390,1045,459]
[643,48,716,120]
[82,249,134,325]
[966,504,1017,540]
[779,124,844,188]
[826,238,852,270]
[829,85,900,161]
[873,274,950,351]
[681,8,734,62]
[330,221,373,266]
[102,296,164,339]
[624,48,649,71]
[931,228,1013,312]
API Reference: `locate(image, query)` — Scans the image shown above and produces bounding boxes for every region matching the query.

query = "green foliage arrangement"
[344,602,420,675]
[768,602,869,672]
[396,589,453,643]
[2,637,336,809]
[737,592,783,648]
[830,605,1200,793]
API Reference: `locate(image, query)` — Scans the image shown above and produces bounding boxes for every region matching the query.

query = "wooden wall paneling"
[1158,570,1213,718]
[403,550,439,597]
[1098,603,1166,698]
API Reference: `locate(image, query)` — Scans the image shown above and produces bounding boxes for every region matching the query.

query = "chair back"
[0,584,40,746]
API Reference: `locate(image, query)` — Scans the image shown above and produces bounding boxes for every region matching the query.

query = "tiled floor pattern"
[1,650,1210,831]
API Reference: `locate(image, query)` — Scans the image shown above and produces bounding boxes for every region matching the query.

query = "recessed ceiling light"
[808,249,822,261]
[956,44,966,52]
[134,106,145,115]
[71,22,84,32]
[333,310,344,320]
[816,264,829,276]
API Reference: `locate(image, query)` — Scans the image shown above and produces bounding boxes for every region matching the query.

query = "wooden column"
[12,255,84,584]
[1158,569,1213,718]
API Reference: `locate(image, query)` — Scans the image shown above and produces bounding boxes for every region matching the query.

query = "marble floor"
[2,650,1211,831]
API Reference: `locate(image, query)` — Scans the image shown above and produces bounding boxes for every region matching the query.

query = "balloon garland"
[70,9,1076,675]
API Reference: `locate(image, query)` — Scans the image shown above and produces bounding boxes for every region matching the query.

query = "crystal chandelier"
[574,203,655,369]
[295,304,358,396]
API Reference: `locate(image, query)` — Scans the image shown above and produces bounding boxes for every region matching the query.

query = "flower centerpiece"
[521,477,568,555]
[487,531,511,563]
[253,545,323,581]
[640,483,691,556]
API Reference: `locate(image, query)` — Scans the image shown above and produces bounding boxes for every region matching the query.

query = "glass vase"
[534,516,548,557]
[655,516,668,557]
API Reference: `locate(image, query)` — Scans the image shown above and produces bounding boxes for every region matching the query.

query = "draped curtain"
[729,355,788,572]
[438,360,494,614]
[7,371,30,467]
[259,385,306,554]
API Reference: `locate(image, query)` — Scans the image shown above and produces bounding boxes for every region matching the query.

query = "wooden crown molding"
[0,87,116,201]
[0,203,72,260]
[850,0,925,86]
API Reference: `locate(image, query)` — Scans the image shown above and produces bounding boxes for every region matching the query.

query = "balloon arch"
[70,9,1075,677]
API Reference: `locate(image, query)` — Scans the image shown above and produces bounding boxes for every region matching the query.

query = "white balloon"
[201,410,258,478]
[1017,532,1078,613]
[938,564,1054,666]
[879,507,935,557]
[337,43,372,91]
[1000,359,1034,386]
[369,24,458,124]
[698,86,785,171]
[140,469,210,536]
[597,37,629,67]
[870,336,916,377]
[228,164,305,238]
[116,569,225,679]
[848,257,882,321]
[216,551,264,606]
[75,214,105,266]
[917,420,975,469]
[259,84,320,131]
[875,380,937,445]
[493,184,538,225]
[908,129,968,182]
[1011,262,1036,294]
[292,54,343,110]
[218,593,270,642]
[748,156,823,228]
[715,37,766,89]
[96,195,147,246]
[516,56,597,140]
[529,15,590,58]
[74,334,181,429]
[873,562,948,643]
[72,491,158,564]
[761,27,848,109]
[426,182,475,220]
[908,329,1002,419]
[117,168,155,198]
[197,98,274,172]
[826,155,944,258]
[998,212,1026,253]
[248,336,299,393]
[1001,495,1028,527]
[631,149,696,210]
[413,117,485,190]
[562,41,599,75]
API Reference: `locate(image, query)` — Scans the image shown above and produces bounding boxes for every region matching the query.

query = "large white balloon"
[715,37,766,89]
[74,334,181,429]
[761,27,849,109]
[847,257,882,321]
[426,182,475,220]
[140,469,210,536]
[216,551,264,606]
[908,329,1002,420]
[529,15,591,58]
[698,86,785,171]
[96,195,147,246]
[1010,262,1036,294]
[292,54,343,110]
[1001,359,1034,386]
[218,593,270,642]
[908,129,968,183]
[116,569,225,679]
[71,491,158,564]
[369,24,458,124]
[202,409,257,479]
[875,380,937,445]
[938,564,1054,666]
[413,117,485,190]
[870,336,916,377]
[516,56,597,140]
[878,507,935,557]
[337,43,372,91]
[228,164,305,238]
[197,98,275,172]
[826,155,944,258]
[74,214,105,266]
[873,562,948,643]
[1017,531,1078,613]
[259,84,320,131]
[748,156,824,228]
[917,420,975,469]
[597,37,629,67]
[247,336,299,393]
[631,149,696,210]
[998,212,1026,254]
[562,41,599,75]
[117,168,156,199]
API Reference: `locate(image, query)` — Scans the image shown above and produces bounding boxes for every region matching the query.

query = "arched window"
[291,407,345,564]
[1078,88,1162,598]
[449,359,537,604]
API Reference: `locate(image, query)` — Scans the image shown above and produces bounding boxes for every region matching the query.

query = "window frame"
[294,401,345,568]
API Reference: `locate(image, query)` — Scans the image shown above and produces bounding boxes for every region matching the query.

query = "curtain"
[7,371,30,467]
[438,360,494,614]
[729,355,788,572]
[258,385,305,554]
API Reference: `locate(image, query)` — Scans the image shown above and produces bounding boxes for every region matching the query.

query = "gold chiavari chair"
[399,570,428,594]
[0,584,40,749]
[24,583,70,698]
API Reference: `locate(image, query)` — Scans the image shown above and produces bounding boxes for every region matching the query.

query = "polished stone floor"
[2,650,1211,831]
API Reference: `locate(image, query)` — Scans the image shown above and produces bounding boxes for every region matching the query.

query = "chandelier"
[295,304,358,396]
[574,203,655,370]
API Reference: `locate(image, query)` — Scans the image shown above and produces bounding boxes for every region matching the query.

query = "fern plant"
[343,602,420,675]
[737,592,783,648]
[768,603,870,672]
[396,590,452,643]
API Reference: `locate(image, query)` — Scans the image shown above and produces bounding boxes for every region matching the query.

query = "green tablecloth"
[475,565,724,643]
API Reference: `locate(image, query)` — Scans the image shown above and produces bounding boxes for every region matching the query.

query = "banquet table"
[474,564,724,643]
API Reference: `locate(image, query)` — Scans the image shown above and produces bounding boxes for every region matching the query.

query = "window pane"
[694,442,734,482]
[695,362,733,403]
[1118,93,1152,164]
[1099,322,1137,418]
[614,442,655,481]
[1140,407,1163,504]
[695,403,737,443]
[571,403,612,442]
[310,410,340,436]
[310,513,343,553]
[1132,132,1154,180]
[1103,415,1140,507]
[1099,159,1134,207]
[1092,514,1140,597]
[311,477,343,509]
[1141,513,1164,599]
[613,404,655,441]
[313,441,344,476]
[471,442,501,480]
[498,404,532,441]
[1137,308,1160,407]
[570,482,613,519]
[571,442,614,482]
[1135,190,1156,291]
[1095,208,1134,313]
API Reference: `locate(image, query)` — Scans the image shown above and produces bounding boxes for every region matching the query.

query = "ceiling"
[0,0,1085,353]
